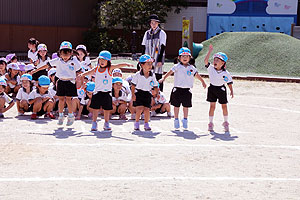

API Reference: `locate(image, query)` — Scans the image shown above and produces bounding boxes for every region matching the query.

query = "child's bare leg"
[209,102,216,117]
[174,107,180,119]
[118,104,127,115]
[92,109,99,122]
[103,110,111,123]
[0,98,5,111]
[183,107,189,119]
[20,100,29,111]
[44,100,54,112]
[58,97,65,114]
[221,104,228,116]
[32,98,42,113]
[144,107,150,123]
[135,106,144,122]
[65,97,73,114]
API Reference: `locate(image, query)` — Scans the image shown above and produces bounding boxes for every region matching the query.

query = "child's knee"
[0,97,5,107]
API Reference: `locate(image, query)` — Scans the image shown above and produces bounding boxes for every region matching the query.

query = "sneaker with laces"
[174,119,180,130]
[223,121,230,132]
[182,119,188,129]
[91,121,98,131]
[134,121,140,130]
[103,122,111,131]
[208,122,214,132]
[57,116,64,125]
[66,116,75,126]
[31,113,38,120]
[144,122,151,131]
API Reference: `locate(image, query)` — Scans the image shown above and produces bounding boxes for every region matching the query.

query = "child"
[160,47,206,130]
[204,44,234,132]
[76,45,92,71]
[151,84,172,117]
[27,38,39,63]
[79,50,133,131]
[32,44,50,81]
[131,54,159,131]
[111,77,128,120]
[75,81,95,120]
[31,41,82,125]
[0,58,7,77]
[16,74,33,116]
[4,63,20,96]
[6,53,17,64]
[0,78,15,118]
[28,75,55,119]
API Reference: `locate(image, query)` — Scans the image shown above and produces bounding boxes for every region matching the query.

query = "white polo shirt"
[131,71,158,93]
[36,57,50,69]
[48,56,81,80]
[80,57,92,71]
[206,63,233,86]
[154,91,167,104]
[0,92,13,104]
[28,88,54,102]
[28,50,38,62]
[171,63,198,89]
[16,88,32,102]
[112,89,128,105]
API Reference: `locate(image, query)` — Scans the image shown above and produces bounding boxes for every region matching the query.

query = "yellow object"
[182,20,190,39]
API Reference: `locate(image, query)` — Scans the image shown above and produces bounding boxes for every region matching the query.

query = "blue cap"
[179,47,191,56]
[38,75,50,87]
[139,54,153,63]
[86,81,95,92]
[214,52,228,62]
[98,50,111,61]
[20,74,32,81]
[60,41,72,50]
[112,77,123,84]
[0,77,7,87]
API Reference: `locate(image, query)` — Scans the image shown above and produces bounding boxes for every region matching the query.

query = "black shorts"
[56,80,77,97]
[207,84,228,104]
[170,87,192,108]
[133,90,152,108]
[81,104,90,115]
[23,104,33,112]
[155,104,166,114]
[36,101,49,116]
[90,91,113,110]
[32,69,48,81]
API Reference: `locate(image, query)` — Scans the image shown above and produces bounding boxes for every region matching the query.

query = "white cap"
[112,68,123,76]
[48,68,56,77]
[37,44,48,51]
[76,45,87,51]
[7,63,19,70]
[0,57,7,63]
[25,64,35,71]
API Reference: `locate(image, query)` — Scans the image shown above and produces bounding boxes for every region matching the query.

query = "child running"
[79,50,133,131]
[31,41,82,125]
[204,44,234,132]
[131,54,159,131]
[160,47,206,130]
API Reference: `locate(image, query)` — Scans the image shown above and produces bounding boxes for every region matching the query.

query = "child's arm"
[30,64,49,74]
[204,44,214,66]
[228,83,234,98]
[0,101,14,113]
[158,70,173,83]
[131,85,136,101]
[79,67,96,77]
[109,63,134,73]
[195,73,207,89]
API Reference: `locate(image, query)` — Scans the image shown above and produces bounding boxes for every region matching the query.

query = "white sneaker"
[18,112,24,116]
[167,112,173,117]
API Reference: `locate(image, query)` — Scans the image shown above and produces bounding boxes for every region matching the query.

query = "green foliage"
[196,32,300,77]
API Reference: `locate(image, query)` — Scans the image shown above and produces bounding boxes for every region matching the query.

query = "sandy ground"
[0,77,300,200]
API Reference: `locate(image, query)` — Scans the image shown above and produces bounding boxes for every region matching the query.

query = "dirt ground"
[0,76,300,200]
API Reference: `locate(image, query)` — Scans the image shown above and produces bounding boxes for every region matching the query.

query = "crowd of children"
[0,37,234,133]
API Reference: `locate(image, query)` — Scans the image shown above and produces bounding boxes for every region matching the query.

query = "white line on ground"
[0,176,299,182]
[10,142,300,150]
[231,103,300,114]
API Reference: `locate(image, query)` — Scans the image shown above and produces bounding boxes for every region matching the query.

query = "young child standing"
[204,44,234,132]
[0,78,15,118]
[160,47,206,130]
[31,41,82,125]
[131,54,159,131]
[16,74,33,116]
[79,50,133,131]
[32,44,50,81]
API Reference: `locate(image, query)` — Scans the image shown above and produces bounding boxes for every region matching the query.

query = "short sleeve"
[16,88,22,100]
[48,58,59,67]
[171,64,178,72]
[224,71,233,84]
[141,32,147,45]
[160,30,167,46]
[73,57,82,71]
[131,73,138,86]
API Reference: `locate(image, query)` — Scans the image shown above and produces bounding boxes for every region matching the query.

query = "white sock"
[209,116,214,123]
[224,115,228,122]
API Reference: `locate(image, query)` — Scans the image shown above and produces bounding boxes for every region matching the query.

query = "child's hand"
[230,91,234,98]
[209,44,213,51]
[202,82,207,89]
[158,78,164,84]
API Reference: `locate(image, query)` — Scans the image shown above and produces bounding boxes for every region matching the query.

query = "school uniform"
[16,87,33,112]
[112,88,128,114]
[48,56,81,97]
[28,50,38,62]
[170,63,198,108]
[4,73,19,89]
[205,63,233,104]
[131,70,158,108]
[90,67,113,110]
[80,57,92,71]
[80,93,92,115]
[33,57,50,81]
[28,88,54,115]
[153,91,167,114]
